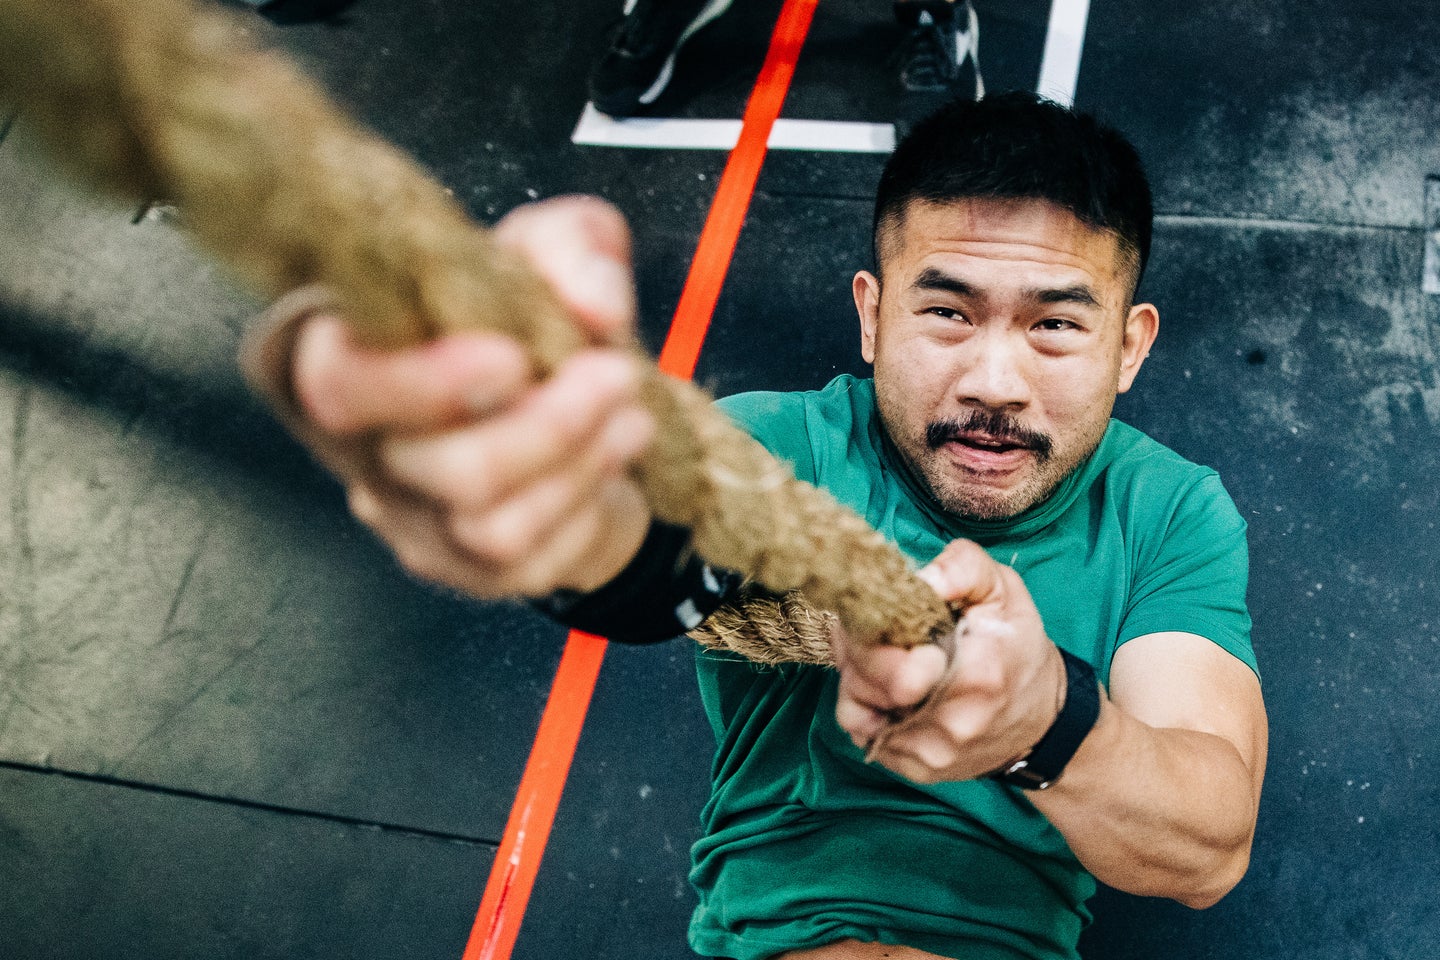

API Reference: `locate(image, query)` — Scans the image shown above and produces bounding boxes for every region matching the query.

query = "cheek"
[1032,356,1120,425]
[877,343,960,417]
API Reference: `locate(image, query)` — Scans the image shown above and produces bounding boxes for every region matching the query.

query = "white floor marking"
[573,103,745,150]
[572,104,895,153]
[571,0,1091,153]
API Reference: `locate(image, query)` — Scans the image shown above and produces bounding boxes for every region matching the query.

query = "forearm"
[1030,692,1261,908]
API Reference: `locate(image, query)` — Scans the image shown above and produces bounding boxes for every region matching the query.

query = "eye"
[1033,317,1079,332]
[926,306,966,321]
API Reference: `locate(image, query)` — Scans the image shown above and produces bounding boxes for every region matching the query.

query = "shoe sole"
[636,0,735,107]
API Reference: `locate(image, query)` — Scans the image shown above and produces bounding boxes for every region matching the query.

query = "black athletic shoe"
[893,0,984,139]
[589,0,736,117]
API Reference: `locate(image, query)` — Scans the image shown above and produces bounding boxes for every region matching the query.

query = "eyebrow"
[912,267,975,297]
[911,268,1105,311]
[1030,284,1103,309]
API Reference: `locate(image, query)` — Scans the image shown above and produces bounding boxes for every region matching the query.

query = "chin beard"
[928,473,1049,521]
[912,438,1098,521]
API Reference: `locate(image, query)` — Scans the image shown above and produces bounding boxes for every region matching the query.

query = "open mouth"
[941,434,1035,471]
[952,433,1029,454]
[927,414,1053,465]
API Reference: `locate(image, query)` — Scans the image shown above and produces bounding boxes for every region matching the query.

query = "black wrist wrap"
[531,520,742,645]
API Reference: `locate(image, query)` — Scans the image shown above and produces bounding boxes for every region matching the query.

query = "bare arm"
[833,540,1267,908]
[1028,632,1266,907]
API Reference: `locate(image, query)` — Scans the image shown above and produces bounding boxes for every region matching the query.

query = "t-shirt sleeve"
[1119,472,1259,679]
[715,391,818,484]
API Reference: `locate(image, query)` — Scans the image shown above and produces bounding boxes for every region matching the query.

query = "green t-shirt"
[688,375,1256,960]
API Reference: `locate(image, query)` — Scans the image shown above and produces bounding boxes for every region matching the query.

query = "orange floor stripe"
[462,630,607,960]
[460,3,818,959]
[658,0,819,380]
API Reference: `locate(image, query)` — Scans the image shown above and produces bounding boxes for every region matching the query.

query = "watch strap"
[992,648,1100,790]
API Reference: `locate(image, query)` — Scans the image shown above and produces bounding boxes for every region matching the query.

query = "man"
[260,93,1267,960]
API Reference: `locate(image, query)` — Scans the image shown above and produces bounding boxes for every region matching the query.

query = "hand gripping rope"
[0,0,958,672]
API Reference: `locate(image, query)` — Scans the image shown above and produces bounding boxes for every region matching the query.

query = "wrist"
[559,490,652,594]
[991,648,1101,790]
[535,516,742,645]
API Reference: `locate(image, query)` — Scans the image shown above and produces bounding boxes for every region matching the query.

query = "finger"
[840,643,950,711]
[379,350,649,507]
[917,538,1007,609]
[866,743,942,785]
[495,474,650,597]
[294,315,534,435]
[348,483,516,598]
[871,742,957,785]
[949,614,1011,697]
[835,693,891,748]
[493,196,636,345]
[881,726,959,774]
[444,409,655,574]
[878,707,1017,784]
[352,468,645,601]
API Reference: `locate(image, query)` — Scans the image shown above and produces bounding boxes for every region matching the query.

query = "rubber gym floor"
[1,1,1437,958]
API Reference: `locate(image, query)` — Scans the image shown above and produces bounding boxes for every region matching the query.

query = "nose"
[953,331,1032,411]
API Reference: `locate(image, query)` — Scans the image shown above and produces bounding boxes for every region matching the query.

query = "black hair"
[873,92,1153,294]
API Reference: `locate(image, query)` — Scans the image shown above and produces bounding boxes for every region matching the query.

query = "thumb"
[493,195,637,346]
[917,539,1006,611]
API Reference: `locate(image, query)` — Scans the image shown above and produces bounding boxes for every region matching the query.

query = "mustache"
[926,410,1054,462]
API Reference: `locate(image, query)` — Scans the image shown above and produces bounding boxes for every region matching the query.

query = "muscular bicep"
[1110,632,1268,809]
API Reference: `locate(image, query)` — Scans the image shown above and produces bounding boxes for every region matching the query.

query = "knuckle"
[527,383,596,453]
[950,715,988,746]
[947,538,985,564]
[399,441,497,509]
[296,358,357,434]
[966,660,1007,697]
[506,565,559,599]
[599,409,655,470]
[393,543,442,583]
[915,743,953,773]
[346,485,383,526]
[901,766,940,786]
[897,672,943,707]
[450,513,533,569]
[939,701,990,744]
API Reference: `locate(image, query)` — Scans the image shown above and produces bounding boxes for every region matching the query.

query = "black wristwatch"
[992,648,1101,790]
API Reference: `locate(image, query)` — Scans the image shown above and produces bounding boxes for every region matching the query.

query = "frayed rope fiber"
[0,0,956,664]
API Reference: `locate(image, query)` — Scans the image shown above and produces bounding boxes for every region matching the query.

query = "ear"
[854,270,881,365]
[1116,303,1159,394]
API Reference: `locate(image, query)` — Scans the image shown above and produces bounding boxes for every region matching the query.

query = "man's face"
[855,197,1158,520]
